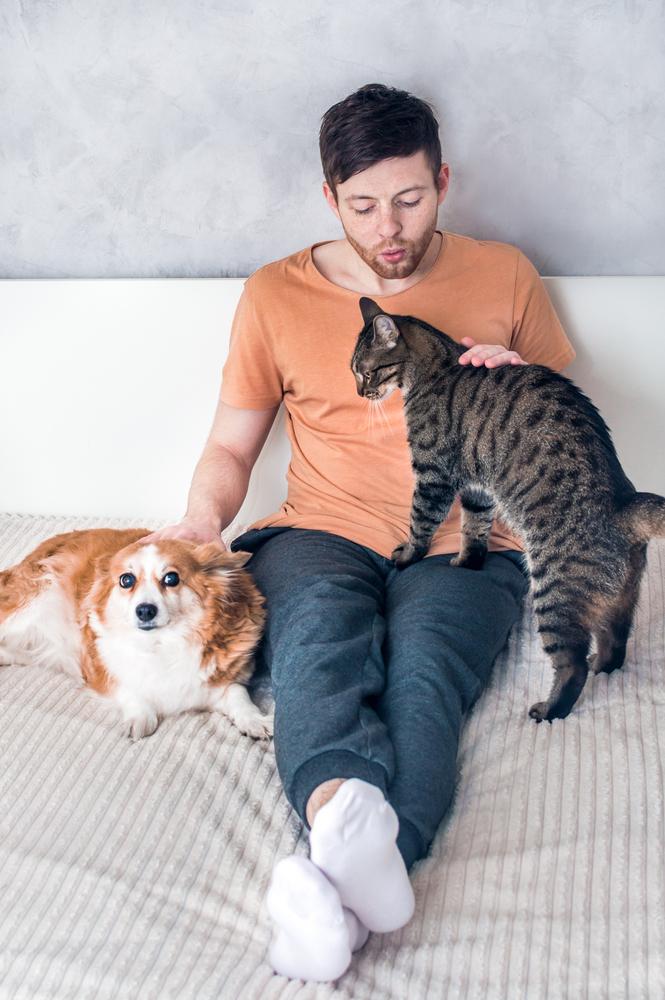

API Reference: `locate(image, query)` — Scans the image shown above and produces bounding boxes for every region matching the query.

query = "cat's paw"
[529,701,553,724]
[451,550,487,571]
[391,543,424,569]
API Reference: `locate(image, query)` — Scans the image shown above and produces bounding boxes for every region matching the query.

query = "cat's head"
[351,297,412,401]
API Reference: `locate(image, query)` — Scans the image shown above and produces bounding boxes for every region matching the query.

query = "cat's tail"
[617,492,665,541]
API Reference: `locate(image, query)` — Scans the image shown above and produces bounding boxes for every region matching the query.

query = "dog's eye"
[119,573,136,589]
[162,572,180,587]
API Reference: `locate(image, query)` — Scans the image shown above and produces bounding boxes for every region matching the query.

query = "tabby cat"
[351,296,665,723]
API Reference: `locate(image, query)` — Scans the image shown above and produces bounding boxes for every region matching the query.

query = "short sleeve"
[510,252,576,371]
[220,278,284,409]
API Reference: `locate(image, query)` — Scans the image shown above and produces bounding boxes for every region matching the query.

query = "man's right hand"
[140,521,226,548]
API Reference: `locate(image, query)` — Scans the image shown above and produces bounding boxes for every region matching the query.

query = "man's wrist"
[181,513,223,535]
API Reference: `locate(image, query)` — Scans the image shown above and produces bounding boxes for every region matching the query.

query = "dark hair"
[319,84,442,198]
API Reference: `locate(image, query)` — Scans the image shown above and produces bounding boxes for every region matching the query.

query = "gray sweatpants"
[232,526,529,870]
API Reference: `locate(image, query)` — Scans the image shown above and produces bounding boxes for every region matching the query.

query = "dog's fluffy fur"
[0,528,271,740]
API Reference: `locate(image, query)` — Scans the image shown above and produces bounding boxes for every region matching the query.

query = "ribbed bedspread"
[0,514,663,1000]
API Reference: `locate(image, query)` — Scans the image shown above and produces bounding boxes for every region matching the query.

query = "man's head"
[319,84,449,280]
[320,84,442,198]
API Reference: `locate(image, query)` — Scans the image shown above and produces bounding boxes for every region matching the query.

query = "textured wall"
[1,0,663,279]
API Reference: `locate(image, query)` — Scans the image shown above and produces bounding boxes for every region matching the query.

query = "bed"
[1,277,664,999]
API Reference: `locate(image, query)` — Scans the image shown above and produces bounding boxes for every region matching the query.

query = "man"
[147,84,574,981]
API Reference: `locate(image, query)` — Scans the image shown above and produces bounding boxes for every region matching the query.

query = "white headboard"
[1,277,663,523]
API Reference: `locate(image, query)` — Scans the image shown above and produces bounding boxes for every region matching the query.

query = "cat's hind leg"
[529,583,592,721]
[589,542,647,675]
[529,633,591,722]
[451,488,495,570]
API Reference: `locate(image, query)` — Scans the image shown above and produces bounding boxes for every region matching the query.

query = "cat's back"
[474,362,633,505]
[413,353,634,506]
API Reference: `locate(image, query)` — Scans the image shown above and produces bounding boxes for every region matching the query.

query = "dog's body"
[0,529,271,740]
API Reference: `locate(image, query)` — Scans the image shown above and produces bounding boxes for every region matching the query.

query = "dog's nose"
[136,603,158,623]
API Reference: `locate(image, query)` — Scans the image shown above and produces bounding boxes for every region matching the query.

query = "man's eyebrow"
[346,185,428,202]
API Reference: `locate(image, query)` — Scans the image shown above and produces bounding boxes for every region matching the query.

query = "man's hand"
[140,521,226,548]
[138,402,280,552]
[458,337,527,368]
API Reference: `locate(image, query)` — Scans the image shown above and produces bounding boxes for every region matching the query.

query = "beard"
[344,215,438,280]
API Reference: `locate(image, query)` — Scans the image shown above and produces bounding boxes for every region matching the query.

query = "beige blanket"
[0,514,663,999]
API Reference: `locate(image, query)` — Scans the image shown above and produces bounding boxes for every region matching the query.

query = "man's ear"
[322,181,341,220]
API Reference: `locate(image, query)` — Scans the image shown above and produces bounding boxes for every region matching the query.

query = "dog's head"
[85,539,258,637]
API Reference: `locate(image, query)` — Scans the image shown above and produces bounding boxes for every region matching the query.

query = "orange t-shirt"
[220,231,575,558]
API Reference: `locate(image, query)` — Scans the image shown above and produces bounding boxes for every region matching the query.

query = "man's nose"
[376,205,401,239]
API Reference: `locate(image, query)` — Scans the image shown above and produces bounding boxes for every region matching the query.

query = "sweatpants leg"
[236,528,395,819]
[378,552,529,867]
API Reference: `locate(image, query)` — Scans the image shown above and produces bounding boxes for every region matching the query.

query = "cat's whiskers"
[363,397,376,442]
[375,397,396,440]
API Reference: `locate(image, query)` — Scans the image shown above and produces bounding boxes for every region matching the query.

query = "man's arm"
[144,400,280,547]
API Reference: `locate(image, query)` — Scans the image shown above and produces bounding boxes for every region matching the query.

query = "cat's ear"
[359,298,399,349]
[372,315,399,349]
[359,297,383,325]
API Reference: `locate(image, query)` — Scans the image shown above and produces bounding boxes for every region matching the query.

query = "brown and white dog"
[0,528,271,740]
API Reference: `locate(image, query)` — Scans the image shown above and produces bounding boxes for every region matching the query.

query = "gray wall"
[2,0,663,280]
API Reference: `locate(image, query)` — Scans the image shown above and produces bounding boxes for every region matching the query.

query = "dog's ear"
[227,550,251,567]
[92,553,113,578]
[192,543,248,574]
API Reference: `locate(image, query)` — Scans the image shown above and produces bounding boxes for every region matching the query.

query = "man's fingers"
[483,351,528,367]
[458,343,527,368]
[139,524,226,547]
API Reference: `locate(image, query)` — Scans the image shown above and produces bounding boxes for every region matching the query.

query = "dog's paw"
[123,709,159,741]
[234,707,274,740]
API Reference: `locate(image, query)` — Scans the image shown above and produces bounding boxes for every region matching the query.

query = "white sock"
[266,856,367,981]
[309,778,415,934]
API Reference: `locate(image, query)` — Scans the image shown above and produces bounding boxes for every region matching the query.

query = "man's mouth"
[380,248,407,264]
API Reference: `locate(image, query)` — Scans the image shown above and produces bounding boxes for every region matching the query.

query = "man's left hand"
[458,337,527,368]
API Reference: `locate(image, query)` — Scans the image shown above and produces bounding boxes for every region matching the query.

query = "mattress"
[0,513,663,1000]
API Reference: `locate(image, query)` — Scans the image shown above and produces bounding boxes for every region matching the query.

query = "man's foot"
[309,778,415,933]
[266,856,367,982]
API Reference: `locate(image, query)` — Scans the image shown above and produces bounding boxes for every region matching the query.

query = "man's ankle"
[305,778,346,827]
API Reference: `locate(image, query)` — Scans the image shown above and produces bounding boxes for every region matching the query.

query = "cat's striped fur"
[351,296,665,722]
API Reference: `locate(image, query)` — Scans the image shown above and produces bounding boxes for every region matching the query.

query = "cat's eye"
[162,572,179,587]
[119,573,136,589]
[364,372,372,383]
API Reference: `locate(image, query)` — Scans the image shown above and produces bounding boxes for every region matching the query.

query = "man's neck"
[311,232,442,297]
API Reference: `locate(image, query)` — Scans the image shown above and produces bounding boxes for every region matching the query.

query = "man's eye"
[119,573,136,589]
[162,572,180,587]
[400,199,421,208]
[355,206,373,215]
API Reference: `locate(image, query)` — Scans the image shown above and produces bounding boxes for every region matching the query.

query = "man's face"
[323,150,449,279]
